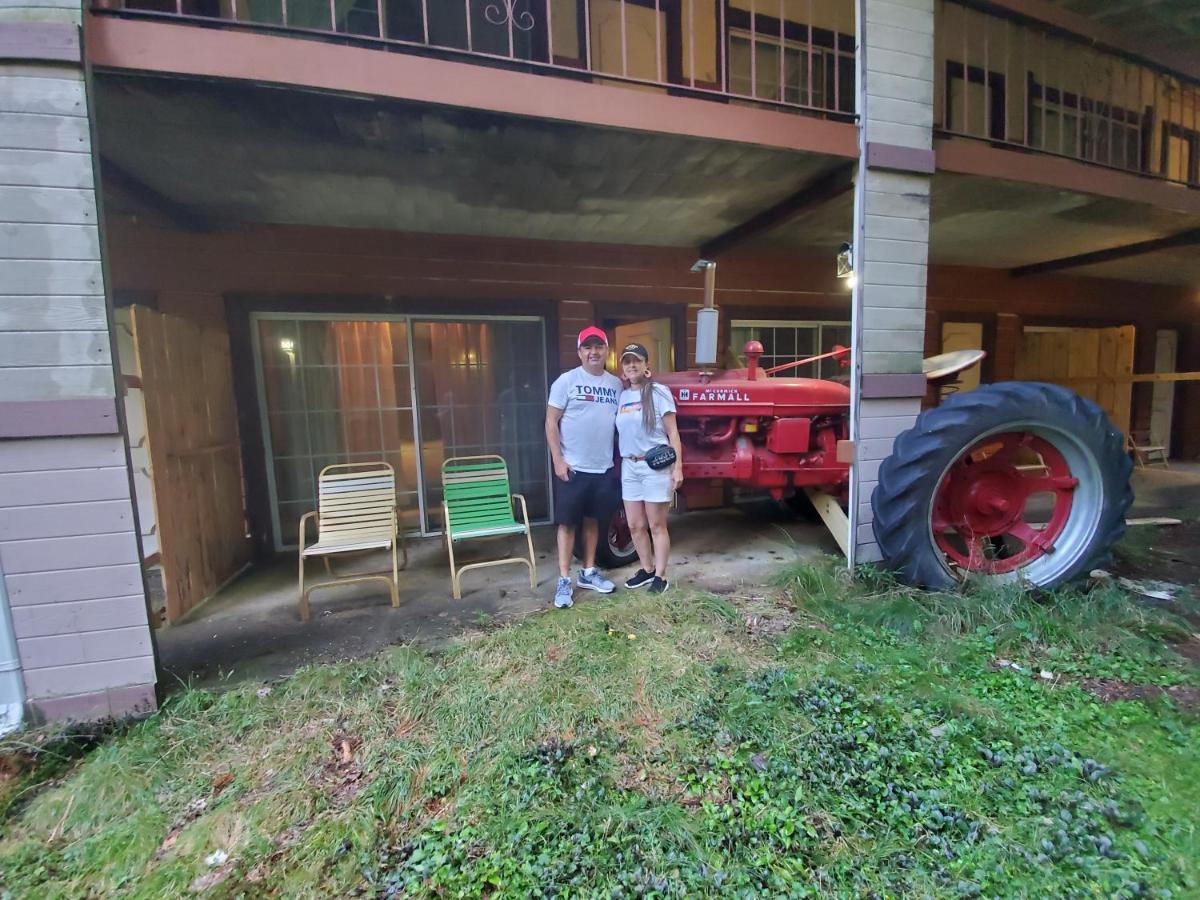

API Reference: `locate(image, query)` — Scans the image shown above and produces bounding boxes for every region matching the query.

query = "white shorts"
[621,458,674,504]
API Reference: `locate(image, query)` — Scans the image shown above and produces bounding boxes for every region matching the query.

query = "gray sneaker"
[554,577,573,609]
[577,569,615,594]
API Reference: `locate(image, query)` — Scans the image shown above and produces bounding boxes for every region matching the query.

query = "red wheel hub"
[931,432,1078,575]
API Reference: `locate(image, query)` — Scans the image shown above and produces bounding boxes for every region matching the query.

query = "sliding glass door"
[254,314,549,549]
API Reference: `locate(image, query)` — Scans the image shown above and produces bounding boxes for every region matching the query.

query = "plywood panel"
[131,305,250,621]
[1015,326,1135,434]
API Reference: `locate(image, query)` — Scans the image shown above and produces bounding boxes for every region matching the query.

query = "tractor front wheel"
[871,382,1132,590]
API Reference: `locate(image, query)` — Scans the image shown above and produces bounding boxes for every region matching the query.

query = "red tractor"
[594,340,1131,591]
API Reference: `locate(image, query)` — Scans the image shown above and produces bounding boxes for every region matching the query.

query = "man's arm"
[545,405,571,482]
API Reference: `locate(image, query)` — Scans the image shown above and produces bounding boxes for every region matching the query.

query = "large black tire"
[574,506,639,569]
[872,382,1132,590]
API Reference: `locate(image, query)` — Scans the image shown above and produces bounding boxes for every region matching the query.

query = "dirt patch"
[1115,520,1200,592]
[743,613,796,639]
[318,731,368,805]
[1079,679,1200,714]
[1172,634,1200,665]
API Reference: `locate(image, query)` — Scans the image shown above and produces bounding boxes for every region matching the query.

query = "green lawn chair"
[441,455,537,600]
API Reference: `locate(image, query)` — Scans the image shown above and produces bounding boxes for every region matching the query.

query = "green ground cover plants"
[1,561,1196,898]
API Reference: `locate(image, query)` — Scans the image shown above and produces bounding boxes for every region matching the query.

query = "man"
[545,326,623,609]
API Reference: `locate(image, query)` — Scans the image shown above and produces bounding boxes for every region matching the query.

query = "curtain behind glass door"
[412,319,549,532]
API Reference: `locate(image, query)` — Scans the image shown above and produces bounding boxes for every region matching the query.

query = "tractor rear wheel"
[871,382,1132,590]
[574,506,639,570]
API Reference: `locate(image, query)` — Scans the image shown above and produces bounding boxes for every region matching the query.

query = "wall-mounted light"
[836,242,854,279]
[279,338,295,352]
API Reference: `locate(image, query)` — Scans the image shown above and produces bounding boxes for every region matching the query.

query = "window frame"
[943,60,1007,141]
[1026,73,1147,173]
[724,7,854,112]
[1160,121,1200,185]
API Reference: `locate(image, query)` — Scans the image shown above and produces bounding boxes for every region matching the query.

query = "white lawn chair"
[297,462,406,621]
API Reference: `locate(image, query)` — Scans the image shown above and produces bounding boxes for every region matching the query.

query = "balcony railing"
[99,0,857,118]
[936,0,1200,189]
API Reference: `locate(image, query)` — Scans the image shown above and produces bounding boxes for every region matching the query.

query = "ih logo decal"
[676,387,751,402]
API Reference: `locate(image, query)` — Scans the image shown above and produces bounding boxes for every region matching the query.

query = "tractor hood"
[657,369,850,417]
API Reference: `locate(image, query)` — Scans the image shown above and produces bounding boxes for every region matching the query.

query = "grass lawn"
[1,561,1197,898]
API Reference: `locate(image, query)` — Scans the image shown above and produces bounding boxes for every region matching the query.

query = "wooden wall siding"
[0,435,155,710]
[558,299,596,371]
[131,306,251,622]
[852,0,937,564]
[101,220,1200,459]
[863,0,936,151]
[1,35,157,720]
[103,219,1198,328]
[0,0,81,27]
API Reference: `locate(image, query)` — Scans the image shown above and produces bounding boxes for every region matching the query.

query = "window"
[1027,75,1143,172]
[726,11,853,112]
[255,315,550,548]
[729,320,850,381]
[1161,122,1199,185]
[944,62,1006,141]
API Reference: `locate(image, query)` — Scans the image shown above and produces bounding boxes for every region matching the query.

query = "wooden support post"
[805,488,850,559]
[993,313,1021,381]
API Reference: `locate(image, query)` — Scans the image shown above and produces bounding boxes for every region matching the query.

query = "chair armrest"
[512,493,531,527]
[298,511,318,550]
[442,500,452,533]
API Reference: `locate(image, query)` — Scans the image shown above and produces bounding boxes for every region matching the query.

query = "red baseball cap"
[577,326,608,348]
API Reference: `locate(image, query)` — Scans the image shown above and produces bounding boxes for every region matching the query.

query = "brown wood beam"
[1010,227,1200,277]
[99,156,210,232]
[699,163,855,260]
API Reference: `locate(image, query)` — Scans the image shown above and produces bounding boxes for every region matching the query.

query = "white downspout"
[0,562,25,735]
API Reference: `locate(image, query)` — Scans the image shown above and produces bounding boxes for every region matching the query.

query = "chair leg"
[298,553,311,623]
[525,528,537,589]
[446,535,461,600]
[390,539,400,608]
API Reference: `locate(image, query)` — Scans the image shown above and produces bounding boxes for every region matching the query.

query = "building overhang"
[928,169,1200,287]
[92,70,854,251]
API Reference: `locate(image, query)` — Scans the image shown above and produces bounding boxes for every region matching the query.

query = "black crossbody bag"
[643,444,677,471]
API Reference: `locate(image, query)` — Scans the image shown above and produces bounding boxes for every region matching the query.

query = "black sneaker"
[647,576,670,595]
[624,568,655,589]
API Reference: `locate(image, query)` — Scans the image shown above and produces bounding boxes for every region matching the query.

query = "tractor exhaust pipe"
[692,259,718,366]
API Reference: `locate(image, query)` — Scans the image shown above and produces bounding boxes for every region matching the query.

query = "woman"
[615,342,684,594]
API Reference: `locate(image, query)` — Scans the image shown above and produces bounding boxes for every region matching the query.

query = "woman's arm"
[662,411,684,490]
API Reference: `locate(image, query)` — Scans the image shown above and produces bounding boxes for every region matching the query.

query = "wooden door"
[1015,325,1134,435]
[614,317,674,373]
[131,306,252,622]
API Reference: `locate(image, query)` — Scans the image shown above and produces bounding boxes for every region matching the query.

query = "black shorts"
[554,470,620,526]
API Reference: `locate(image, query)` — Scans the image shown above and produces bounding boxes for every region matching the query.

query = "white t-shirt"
[547,366,622,473]
[615,383,677,458]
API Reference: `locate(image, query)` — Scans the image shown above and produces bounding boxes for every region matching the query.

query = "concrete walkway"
[156,507,835,689]
[154,462,1200,691]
